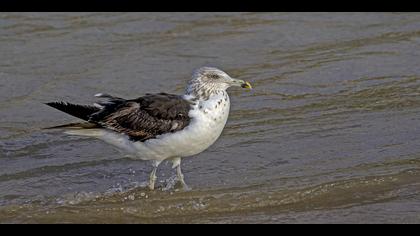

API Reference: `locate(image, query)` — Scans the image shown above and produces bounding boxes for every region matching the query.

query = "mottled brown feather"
[92,93,191,142]
[46,93,192,142]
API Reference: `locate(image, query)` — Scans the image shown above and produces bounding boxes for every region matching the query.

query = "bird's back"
[46,93,192,142]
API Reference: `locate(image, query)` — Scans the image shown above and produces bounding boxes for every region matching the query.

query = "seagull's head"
[185,67,252,98]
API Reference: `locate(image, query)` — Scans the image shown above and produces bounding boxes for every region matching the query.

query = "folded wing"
[46,93,192,142]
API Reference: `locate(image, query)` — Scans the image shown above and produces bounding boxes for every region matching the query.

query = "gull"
[45,67,252,190]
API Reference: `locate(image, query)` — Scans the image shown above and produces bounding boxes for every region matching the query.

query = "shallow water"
[1,12,420,223]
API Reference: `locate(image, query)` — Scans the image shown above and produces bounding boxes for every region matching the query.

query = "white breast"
[132,93,231,161]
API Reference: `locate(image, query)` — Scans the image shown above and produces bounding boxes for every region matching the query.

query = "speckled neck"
[185,81,224,100]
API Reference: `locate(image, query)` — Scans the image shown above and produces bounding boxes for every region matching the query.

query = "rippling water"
[1,12,420,223]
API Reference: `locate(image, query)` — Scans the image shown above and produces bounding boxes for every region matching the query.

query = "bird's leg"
[149,161,161,190]
[149,167,157,190]
[177,165,191,191]
[172,157,191,191]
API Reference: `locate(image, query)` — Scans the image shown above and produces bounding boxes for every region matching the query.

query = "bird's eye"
[208,74,220,79]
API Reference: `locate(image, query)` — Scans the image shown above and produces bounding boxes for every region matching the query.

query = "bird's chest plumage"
[197,94,230,126]
[177,93,230,154]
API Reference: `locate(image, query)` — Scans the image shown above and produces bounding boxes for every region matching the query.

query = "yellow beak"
[241,81,252,89]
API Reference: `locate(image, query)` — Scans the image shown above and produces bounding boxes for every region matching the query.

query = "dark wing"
[45,101,100,121]
[89,93,191,141]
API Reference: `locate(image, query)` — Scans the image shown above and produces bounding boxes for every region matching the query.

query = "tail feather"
[42,122,99,130]
[45,102,100,121]
[64,128,105,137]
